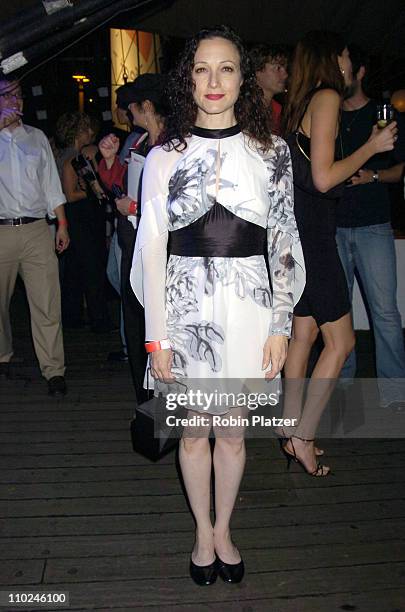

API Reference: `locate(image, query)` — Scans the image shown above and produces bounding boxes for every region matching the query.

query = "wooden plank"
[0,432,405,462]
[2,435,405,458]
[11,563,405,608]
[0,559,45,585]
[0,500,404,557]
[1,450,405,483]
[0,515,403,549]
[5,299,405,611]
[0,412,133,424]
[0,402,133,413]
[43,540,405,584]
[0,441,135,454]
[2,481,403,524]
[76,588,405,612]
[0,453,175,470]
[0,518,402,563]
[0,420,130,434]
[1,466,404,502]
[0,395,136,405]
[250,438,405,454]
[1,442,403,471]
[0,465,178,484]
[0,431,131,444]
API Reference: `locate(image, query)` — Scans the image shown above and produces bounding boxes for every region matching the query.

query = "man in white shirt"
[0,77,70,396]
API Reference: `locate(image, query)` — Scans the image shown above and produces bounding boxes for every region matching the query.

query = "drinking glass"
[376,103,395,129]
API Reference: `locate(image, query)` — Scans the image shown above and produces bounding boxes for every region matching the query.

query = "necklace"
[343,108,362,132]
[342,99,370,132]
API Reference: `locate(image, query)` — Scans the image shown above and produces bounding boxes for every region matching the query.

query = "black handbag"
[130,373,186,461]
[130,396,181,462]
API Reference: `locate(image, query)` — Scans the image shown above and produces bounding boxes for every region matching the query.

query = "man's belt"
[0,217,43,226]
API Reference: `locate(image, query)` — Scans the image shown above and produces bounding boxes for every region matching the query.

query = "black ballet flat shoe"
[216,555,245,584]
[189,558,217,586]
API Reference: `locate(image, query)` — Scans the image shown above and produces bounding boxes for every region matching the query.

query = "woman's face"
[77,127,92,148]
[192,37,243,126]
[338,47,353,87]
[129,101,148,130]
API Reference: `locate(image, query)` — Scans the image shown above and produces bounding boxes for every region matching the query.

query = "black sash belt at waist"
[169,202,266,257]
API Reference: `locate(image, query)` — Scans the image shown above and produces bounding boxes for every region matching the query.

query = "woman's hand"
[99,133,120,161]
[150,349,174,382]
[262,335,288,379]
[367,122,397,155]
[115,195,137,216]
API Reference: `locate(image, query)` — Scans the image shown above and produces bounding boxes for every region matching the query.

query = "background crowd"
[0,34,404,405]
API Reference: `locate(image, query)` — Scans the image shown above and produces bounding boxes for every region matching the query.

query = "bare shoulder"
[62,155,74,170]
[310,88,340,108]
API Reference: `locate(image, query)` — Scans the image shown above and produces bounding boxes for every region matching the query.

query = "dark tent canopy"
[1,0,405,78]
[134,0,405,57]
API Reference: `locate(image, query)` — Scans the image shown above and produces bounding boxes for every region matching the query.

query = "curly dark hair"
[249,44,289,73]
[55,112,92,148]
[162,25,273,152]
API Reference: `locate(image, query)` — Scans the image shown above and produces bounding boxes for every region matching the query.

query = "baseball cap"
[116,74,167,110]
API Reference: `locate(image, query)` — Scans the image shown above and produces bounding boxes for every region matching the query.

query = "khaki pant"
[0,219,65,379]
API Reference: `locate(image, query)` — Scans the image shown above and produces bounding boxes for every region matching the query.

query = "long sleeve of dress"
[266,137,305,337]
[130,146,172,341]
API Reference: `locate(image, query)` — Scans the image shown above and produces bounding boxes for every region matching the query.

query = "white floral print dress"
[131,125,305,386]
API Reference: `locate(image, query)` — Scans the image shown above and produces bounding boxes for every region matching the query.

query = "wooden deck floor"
[1,292,405,611]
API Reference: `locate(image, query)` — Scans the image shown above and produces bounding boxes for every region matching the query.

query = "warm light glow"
[72,74,89,112]
[391,89,405,113]
[110,28,161,127]
[72,74,90,84]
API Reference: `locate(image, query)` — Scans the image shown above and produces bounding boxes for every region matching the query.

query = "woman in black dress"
[281,31,397,475]
[56,112,111,332]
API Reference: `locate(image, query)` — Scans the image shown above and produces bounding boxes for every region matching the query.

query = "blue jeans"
[336,223,405,405]
[106,232,127,353]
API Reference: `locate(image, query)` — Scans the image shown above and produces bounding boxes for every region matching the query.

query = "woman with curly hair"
[130,26,305,585]
[56,111,111,331]
[280,32,397,476]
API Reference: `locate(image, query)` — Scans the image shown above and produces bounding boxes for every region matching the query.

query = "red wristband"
[58,219,68,227]
[145,339,171,353]
[128,200,137,215]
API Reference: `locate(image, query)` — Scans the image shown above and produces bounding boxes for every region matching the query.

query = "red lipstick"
[205,94,225,100]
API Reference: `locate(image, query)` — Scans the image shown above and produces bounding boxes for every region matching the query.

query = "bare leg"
[285,313,355,473]
[179,411,214,565]
[282,316,319,436]
[212,408,246,563]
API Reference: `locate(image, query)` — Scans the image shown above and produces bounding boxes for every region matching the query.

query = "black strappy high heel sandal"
[282,435,330,476]
[276,429,324,457]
